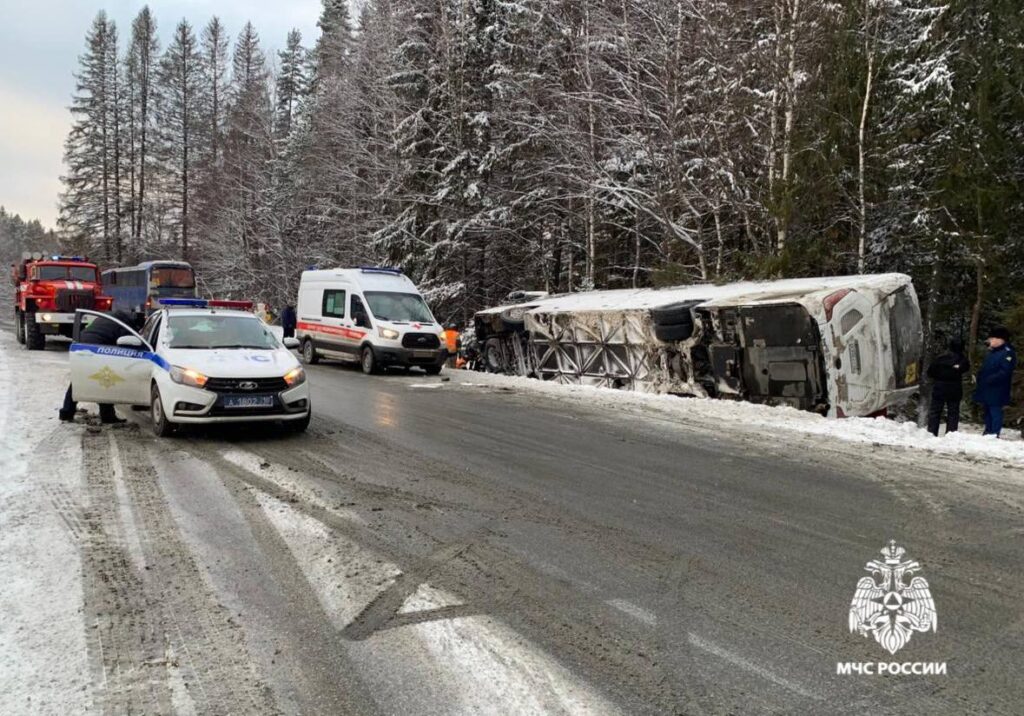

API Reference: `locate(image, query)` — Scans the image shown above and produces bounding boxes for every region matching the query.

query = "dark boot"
[59,385,77,422]
[99,404,126,424]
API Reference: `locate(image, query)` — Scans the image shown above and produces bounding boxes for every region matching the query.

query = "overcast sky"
[0,0,325,228]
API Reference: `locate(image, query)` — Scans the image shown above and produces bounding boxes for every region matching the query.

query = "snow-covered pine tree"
[154,20,203,260]
[126,7,159,248]
[58,11,120,261]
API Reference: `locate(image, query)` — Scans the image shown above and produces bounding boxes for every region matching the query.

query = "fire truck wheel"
[24,311,44,350]
[15,312,25,344]
[150,384,176,438]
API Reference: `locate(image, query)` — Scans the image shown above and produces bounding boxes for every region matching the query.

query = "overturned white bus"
[473,274,922,418]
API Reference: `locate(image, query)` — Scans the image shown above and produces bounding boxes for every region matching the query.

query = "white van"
[296,267,446,374]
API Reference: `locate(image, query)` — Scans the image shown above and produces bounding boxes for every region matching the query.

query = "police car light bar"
[158,298,209,307]
[208,299,254,310]
[359,266,403,275]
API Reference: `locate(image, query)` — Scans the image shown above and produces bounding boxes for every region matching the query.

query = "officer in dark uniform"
[973,326,1017,437]
[925,338,970,436]
[281,304,297,339]
[58,311,135,424]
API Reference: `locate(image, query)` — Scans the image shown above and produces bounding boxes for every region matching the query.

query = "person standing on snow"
[281,304,297,339]
[59,311,135,424]
[926,338,970,436]
[973,326,1017,437]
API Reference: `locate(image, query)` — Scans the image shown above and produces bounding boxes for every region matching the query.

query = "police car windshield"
[364,291,433,323]
[166,314,278,350]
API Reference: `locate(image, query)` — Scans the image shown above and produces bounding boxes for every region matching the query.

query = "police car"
[70,299,311,436]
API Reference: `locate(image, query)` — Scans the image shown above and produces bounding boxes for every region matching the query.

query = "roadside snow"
[0,335,93,714]
[453,371,1024,468]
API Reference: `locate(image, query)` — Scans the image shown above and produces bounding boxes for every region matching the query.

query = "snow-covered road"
[1,329,1022,715]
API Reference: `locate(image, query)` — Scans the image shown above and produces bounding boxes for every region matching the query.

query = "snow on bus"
[473,273,922,419]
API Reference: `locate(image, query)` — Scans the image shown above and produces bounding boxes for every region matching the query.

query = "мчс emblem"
[848,541,936,655]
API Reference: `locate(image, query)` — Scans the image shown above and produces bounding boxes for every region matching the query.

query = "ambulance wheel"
[424,365,442,376]
[15,311,25,344]
[301,338,320,365]
[151,384,176,438]
[24,311,44,350]
[361,346,379,375]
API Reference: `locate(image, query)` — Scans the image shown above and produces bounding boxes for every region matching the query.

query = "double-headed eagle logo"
[848,541,937,654]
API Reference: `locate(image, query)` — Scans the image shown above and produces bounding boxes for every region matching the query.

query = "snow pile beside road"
[0,336,93,714]
[455,371,1024,467]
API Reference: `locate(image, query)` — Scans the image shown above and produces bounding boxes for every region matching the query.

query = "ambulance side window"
[351,295,371,329]
[322,290,347,319]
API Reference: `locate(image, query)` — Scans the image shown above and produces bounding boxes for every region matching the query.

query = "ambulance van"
[296,267,447,374]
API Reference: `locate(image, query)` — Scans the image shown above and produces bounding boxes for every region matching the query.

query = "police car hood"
[168,348,298,377]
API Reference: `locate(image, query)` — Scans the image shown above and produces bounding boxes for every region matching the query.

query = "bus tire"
[653,321,694,343]
[24,311,44,350]
[301,338,320,365]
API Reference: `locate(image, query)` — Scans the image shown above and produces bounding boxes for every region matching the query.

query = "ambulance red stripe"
[297,321,368,340]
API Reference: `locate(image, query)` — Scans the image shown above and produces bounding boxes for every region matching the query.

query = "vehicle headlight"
[283,367,306,387]
[170,366,209,388]
[378,327,400,340]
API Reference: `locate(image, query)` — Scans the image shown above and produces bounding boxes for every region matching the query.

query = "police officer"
[58,311,135,424]
[281,304,297,339]
[973,326,1017,437]
[925,338,969,436]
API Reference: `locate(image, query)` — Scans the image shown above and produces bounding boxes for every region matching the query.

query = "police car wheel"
[151,384,176,437]
[361,346,379,375]
[302,338,320,365]
[289,411,311,433]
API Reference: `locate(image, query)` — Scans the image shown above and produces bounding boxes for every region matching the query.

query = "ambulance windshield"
[364,292,433,323]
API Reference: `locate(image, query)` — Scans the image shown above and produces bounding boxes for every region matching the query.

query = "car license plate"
[223,394,275,409]
[412,350,435,358]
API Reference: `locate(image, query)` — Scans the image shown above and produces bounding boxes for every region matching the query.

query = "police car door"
[70,310,154,406]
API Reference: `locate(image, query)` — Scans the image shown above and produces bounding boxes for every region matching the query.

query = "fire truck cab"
[12,253,112,350]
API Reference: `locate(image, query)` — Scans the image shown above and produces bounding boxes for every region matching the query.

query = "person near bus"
[59,311,134,424]
[443,324,461,367]
[925,338,969,436]
[281,304,297,339]
[973,326,1017,437]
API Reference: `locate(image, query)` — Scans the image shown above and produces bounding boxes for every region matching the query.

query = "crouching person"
[59,311,136,424]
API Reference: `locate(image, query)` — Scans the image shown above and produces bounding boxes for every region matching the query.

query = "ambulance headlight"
[283,367,306,387]
[378,327,400,340]
[170,366,209,389]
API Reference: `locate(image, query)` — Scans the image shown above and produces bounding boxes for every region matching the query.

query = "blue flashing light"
[158,298,209,307]
[359,266,403,276]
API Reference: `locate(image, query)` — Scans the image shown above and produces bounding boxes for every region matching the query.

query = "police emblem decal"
[849,541,937,654]
[89,366,125,390]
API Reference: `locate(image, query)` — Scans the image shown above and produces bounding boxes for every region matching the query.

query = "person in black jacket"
[281,304,297,339]
[926,338,970,436]
[58,311,135,424]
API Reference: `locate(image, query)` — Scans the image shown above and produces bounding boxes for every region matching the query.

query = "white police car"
[70,299,311,436]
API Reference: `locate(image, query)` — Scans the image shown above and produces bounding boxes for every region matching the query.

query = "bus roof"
[102,260,193,273]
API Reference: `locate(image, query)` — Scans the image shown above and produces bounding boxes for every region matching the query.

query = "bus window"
[151,267,195,288]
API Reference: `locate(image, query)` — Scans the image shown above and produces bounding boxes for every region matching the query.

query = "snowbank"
[454,371,1024,467]
[0,335,93,713]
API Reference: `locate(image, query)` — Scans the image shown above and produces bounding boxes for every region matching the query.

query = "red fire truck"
[12,253,112,350]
